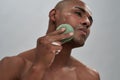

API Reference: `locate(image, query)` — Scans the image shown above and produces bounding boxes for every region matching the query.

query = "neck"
[50,43,73,69]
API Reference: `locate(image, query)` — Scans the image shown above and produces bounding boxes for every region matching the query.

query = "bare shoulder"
[0,56,32,80]
[0,56,26,71]
[18,48,36,62]
[70,56,100,80]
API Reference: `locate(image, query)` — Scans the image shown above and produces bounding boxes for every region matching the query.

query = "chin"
[75,41,85,47]
[71,39,86,48]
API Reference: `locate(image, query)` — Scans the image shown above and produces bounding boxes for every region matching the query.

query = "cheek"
[64,14,79,26]
[56,13,80,29]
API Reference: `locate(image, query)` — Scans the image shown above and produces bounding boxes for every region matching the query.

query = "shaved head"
[54,0,85,10]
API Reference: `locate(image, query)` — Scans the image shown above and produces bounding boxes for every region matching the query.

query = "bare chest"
[42,67,78,80]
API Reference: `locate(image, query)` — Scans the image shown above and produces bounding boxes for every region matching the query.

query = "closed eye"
[75,12,82,17]
[88,16,93,25]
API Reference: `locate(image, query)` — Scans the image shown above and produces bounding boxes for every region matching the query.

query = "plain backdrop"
[0,0,120,80]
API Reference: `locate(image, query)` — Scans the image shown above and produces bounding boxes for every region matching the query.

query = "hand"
[35,28,73,68]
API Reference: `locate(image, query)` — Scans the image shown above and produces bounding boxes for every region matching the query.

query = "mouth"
[77,28,87,36]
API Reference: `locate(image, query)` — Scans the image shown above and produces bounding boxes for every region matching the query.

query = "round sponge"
[56,24,74,43]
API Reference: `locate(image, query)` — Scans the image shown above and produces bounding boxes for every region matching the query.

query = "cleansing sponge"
[56,24,74,43]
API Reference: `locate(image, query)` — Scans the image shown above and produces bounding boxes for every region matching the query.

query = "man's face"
[55,1,93,47]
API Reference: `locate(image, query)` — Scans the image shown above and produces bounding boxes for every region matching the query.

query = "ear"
[49,9,56,22]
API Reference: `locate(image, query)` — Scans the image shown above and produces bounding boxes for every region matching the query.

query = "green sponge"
[56,24,74,44]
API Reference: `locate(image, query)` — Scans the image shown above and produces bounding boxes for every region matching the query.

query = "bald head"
[54,0,85,10]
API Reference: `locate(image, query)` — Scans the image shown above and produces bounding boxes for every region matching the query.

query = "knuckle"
[37,37,44,44]
[37,36,49,44]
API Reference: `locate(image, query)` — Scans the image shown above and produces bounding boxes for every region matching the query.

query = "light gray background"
[0,0,120,80]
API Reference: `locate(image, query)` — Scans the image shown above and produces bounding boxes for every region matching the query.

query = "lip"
[78,28,87,36]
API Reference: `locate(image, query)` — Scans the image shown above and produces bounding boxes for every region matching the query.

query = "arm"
[0,56,25,80]
[0,55,49,80]
[21,28,72,80]
[0,54,51,80]
[0,28,72,80]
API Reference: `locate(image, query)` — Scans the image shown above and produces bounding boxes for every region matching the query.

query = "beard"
[71,31,89,48]
[72,37,85,47]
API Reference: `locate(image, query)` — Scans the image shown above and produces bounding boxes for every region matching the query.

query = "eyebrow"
[74,6,93,24]
[74,6,86,13]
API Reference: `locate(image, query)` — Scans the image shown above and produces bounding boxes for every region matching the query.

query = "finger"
[48,28,66,36]
[51,44,62,55]
[51,41,62,46]
[51,32,74,42]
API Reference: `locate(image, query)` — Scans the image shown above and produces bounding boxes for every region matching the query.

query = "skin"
[0,0,100,80]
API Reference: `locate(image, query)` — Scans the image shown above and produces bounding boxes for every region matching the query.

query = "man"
[0,0,100,80]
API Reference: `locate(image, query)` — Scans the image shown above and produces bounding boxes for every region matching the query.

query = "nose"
[80,16,91,29]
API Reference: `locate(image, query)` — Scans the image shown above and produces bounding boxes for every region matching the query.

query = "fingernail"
[61,28,66,31]
[69,32,74,36]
